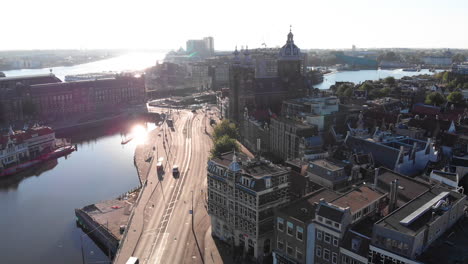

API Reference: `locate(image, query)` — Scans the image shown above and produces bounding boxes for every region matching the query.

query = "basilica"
[228,29,308,123]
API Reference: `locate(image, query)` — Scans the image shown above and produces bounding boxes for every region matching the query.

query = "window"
[316,246,322,257]
[287,243,293,256]
[334,223,340,229]
[277,217,284,231]
[265,178,271,188]
[296,248,303,260]
[318,216,323,222]
[333,236,338,247]
[277,240,284,250]
[332,253,337,264]
[324,233,331,244]
[325,220,332,225]
[323,249,330,261]
[317,230,322,240]
[287,222,294,236]
[296,226,303,241]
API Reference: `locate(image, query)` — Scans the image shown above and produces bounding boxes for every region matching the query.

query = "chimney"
[374,168,379,190]
[389,179,399,213]
[389,180,395,212]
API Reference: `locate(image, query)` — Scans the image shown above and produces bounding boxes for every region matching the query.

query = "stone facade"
[207,151,290,261]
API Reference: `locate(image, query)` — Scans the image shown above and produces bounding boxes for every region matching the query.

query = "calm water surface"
[2,51,166,81]
[0,122,155,264]
[314,69,438,90]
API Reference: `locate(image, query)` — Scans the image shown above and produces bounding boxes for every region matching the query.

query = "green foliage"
[447,91,464,104]
[384,76,396,86]
[463,83,468,90]
[359,82,374,92]
[443,72,450,82]
[22,99,37,118]
[447,80,458,91]
[211,119,240,157]
[434,72,444,80]
[381,87,391,97]
[211,135,239,157]
[343,87,353,97]
[213,119,238,140]
[425,92,446,106]
[336,84,352,97]
[369,88,390,99]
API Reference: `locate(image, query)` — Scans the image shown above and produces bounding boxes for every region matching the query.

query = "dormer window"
[242,177,250,186]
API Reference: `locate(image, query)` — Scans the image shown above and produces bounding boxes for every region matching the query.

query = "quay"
[75,189,141,257]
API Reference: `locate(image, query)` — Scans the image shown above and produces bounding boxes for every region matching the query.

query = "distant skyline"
[1,0,467,51]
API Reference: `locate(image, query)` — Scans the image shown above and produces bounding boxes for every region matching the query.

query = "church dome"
[278,29,301,60]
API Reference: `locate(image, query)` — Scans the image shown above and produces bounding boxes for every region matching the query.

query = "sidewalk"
[204,226,242,264]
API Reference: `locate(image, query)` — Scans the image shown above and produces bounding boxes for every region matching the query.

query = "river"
[314,69,437,90]
[2,51,167,81]
[0,121,155,264]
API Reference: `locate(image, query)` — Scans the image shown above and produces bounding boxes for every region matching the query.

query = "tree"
[463,83,468,90]
[447,91,464,104]
[359,82,374,92]
[443,72,450,83]
[425,92,446,106]
[213,119,238,140]
[384,76,396,86]
[343,87,353,97]
[381,87,391,97]
[336,84,351,97]
[211,135,239,157]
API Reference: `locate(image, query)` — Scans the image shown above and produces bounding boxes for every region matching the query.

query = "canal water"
[314,69,437,90]
[0,120,155,264]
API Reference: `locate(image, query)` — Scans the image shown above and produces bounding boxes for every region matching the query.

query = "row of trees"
[334,77,398,99]
[210,119,239,157]
[425,91,464,106]
[434,71,468,91]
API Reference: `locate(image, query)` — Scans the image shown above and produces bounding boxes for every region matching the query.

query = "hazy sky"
[1,0,467,51]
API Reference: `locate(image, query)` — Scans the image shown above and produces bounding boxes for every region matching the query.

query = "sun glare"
[131,124,147,145]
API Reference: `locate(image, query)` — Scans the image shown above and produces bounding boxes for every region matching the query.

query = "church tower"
[277,28,306,98]
[228,47,255,122]
[278,28,303,81]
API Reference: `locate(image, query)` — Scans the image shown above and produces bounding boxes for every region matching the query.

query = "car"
[156,162,163,172]
[172,165,180,178]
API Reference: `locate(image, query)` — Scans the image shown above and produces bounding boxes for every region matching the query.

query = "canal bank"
[73,112,162,262]
[0,117,154,264]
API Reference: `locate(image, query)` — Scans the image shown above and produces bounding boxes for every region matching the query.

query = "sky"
[1,0,467,51]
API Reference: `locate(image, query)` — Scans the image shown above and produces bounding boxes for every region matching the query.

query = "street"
[114,107,214,264]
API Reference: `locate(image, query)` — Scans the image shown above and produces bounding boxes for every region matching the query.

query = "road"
[114,107,213,264]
